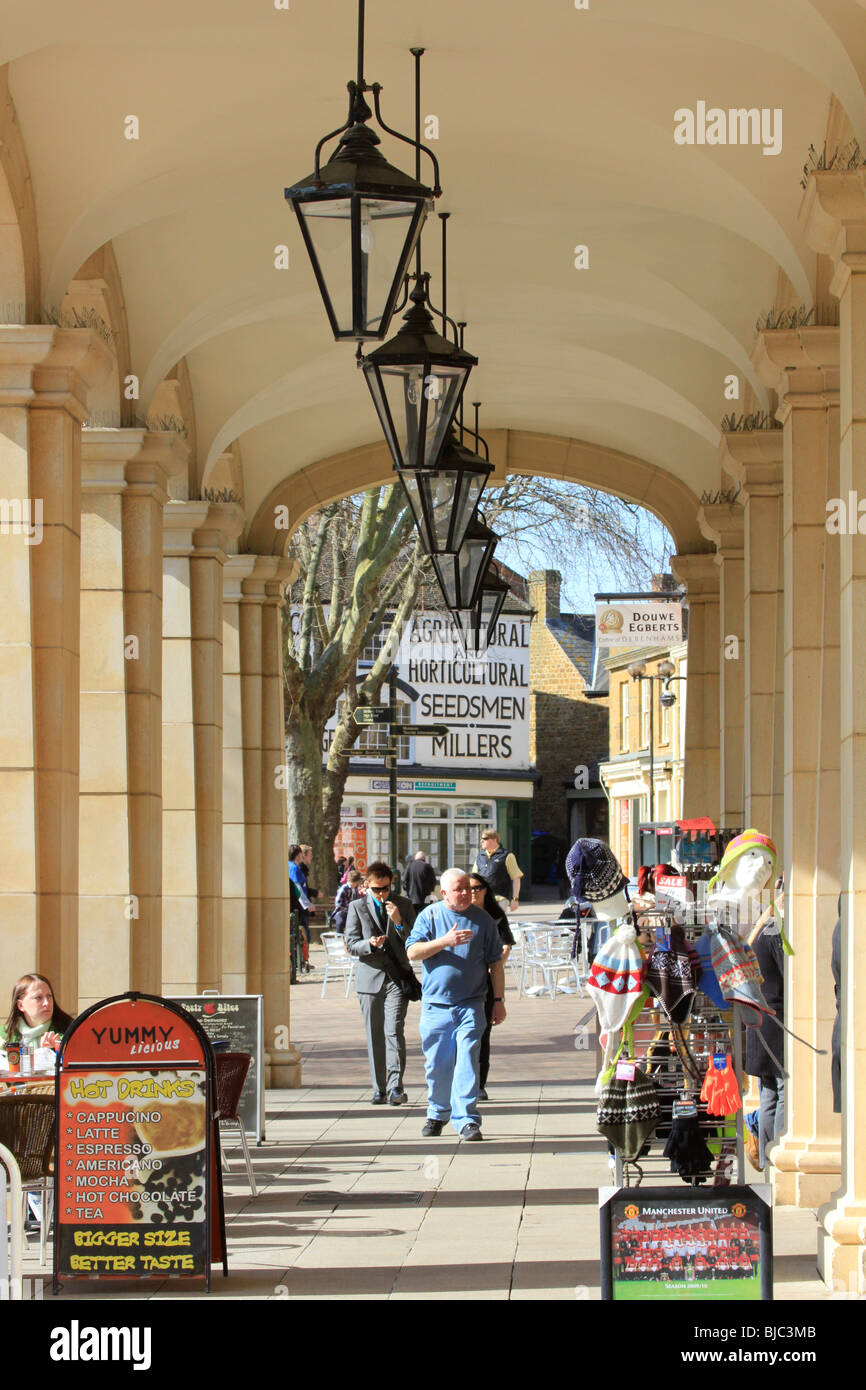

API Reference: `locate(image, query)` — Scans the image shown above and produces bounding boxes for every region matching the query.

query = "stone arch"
[246,429,710,559]
[0,66,39,321]
[147,358,199,500]
[61,243,132,426]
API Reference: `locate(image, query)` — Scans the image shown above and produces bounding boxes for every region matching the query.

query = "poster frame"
[168,992,265,1143]
[599,1184,773,1302]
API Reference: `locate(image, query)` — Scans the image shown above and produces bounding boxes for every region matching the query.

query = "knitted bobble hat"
[709,923,775,1027]
[566,838,628,905]
[587,923,646,1036]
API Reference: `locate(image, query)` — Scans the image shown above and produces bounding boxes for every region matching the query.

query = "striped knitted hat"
[708,923,774,1027]
[597,1066,660,1161]
[707,829,776,899]
[566,837,628,905]
[587,922,646,1035]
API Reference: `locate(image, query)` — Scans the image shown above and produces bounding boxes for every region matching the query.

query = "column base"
[818,1204,866,1296]
[769,1140,841,1208]
[267,1047,303,1089]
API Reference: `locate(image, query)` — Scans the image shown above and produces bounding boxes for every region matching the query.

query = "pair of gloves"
[700,1054,742,1116]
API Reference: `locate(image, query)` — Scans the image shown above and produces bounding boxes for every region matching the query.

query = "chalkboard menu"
[169,994,264,1141]
[55,993,227,1290]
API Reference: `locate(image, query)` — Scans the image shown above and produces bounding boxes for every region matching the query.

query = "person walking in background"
[340,856,356,885]
[403,850,437,912]
[289,844,313,970]
[300,845,321,913]
[345,862,417,1105]
[331,869,364,933]
[468,875,515,1100]
[472,828,523,913]
[406,868,505,1142]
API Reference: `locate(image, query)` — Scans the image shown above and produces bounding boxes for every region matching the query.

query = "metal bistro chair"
[320,931,357,998]
[214,1051,257,1197]
[506,924,527,996]
[0,1094,55,1267]
[520,925,583,1000]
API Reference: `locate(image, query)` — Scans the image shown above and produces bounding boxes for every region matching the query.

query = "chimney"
[528,570,561,622]
[651,572,679,593]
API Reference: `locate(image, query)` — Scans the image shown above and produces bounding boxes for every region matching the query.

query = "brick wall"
[528,572,609,843]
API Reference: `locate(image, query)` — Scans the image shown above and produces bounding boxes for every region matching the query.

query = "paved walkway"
[29,909,828,1301]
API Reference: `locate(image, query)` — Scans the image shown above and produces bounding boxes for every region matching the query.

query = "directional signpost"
[351,685,452,864]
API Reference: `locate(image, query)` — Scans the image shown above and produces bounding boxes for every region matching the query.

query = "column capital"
[670,552,720,599]
[751,326,840,401]
[0,325,113,417]
[163,500,244,559]
[719,429,783,497]
[800,170,866,284]
[82,427,188,501]
[697,502,744,563]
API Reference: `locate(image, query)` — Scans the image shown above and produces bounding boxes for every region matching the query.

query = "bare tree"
[284,475,673,894]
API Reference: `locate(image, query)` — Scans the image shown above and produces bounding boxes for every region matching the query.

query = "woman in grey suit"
[345,861,417,1105]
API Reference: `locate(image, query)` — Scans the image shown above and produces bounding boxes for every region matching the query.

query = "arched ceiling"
[3,0,865,528]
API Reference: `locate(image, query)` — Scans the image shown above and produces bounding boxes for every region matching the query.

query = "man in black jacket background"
[403,851,437,911]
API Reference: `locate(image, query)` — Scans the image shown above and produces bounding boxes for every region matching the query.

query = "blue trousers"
[419,999,486,1134]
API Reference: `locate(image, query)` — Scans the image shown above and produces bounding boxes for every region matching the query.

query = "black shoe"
[388,1090,407,1106]
[371,1090,387,1105]
[422,1119,445,1137]
[478,1088,489,1101]
[460,1124,482,1142]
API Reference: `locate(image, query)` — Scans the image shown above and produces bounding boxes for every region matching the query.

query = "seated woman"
[1,973,72,1232]
[468,875,515,1101]
[1,972,72,1052]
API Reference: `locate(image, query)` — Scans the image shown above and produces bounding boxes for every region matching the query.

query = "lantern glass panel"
[297,195,423,338]
[375,363,467,471]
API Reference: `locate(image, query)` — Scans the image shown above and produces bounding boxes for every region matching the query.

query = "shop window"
[372,801,409,818]
[455,802,493,820]
[619,683,630,752]
[413,802,449,818]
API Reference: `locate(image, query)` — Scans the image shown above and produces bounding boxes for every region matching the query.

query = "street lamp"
[628,657,680,825]
[363,275,477,472]
[454,574,510,656]
[429,515,498,610]
[395,419,491,552]
[284,1,439,341]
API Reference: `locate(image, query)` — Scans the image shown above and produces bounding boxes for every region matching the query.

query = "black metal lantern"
[364,275,477,472]
[430,516,498,611]
[452,575,510,657]
[284,3,439,341]
[396,424,490,554]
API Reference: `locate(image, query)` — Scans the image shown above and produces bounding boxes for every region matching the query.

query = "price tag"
[713,1051,728,1071]
[615,1061,636,1081]
[673,1099,697,1118]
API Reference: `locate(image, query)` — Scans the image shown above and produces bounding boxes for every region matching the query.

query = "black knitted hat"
[566,837,628,904]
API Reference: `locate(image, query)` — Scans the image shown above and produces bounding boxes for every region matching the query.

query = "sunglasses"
[367,884,391,896]
[469,885,486,893]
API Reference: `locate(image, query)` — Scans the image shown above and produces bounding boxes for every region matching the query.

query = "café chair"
[214,1051,257,1197]
[0,1094,55,1266]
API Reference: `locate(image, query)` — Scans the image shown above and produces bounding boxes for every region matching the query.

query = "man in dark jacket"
[746,893,785,1167]
[345,862,417,1105]
[403,852,437,910]
[471,828,523,913]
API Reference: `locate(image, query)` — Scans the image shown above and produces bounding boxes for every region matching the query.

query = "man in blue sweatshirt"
[406,867,506,1141]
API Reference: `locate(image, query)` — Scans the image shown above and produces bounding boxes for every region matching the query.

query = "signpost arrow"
[352,707,392,725]
[397,724,450,738]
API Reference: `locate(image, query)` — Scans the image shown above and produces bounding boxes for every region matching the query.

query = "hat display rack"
[601,903,750,1191]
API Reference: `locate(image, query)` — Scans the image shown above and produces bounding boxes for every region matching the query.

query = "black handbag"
[382,939,422,1001]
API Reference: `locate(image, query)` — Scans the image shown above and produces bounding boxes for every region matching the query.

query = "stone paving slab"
[24,929,831,1301]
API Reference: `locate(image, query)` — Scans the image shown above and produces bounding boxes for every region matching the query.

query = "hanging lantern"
[364,275,477,472]
[430,517,498,611]
[395,424,489,558]
[284,3,439,341]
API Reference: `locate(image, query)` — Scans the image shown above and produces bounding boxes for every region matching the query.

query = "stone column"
[698,502,745,828]
[222,555,301,1086]
[0,326,110,1010]
[79,429,186,1006]
[721,432,785,843]
[802,171,866,1291]
[162,501,243,995]
[751,325,842,1208]
[669,553,720,824]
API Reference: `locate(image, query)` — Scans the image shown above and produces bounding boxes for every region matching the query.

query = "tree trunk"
[284,705,324,884]
[322,703,363,893]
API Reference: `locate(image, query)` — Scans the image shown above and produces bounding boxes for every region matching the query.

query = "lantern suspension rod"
[458,322,466,430]
[412,46,424,277]
[357,0,366,89]
[426,217,460,344]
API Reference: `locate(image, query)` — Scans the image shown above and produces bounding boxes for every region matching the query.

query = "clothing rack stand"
[612,904,747,1190]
